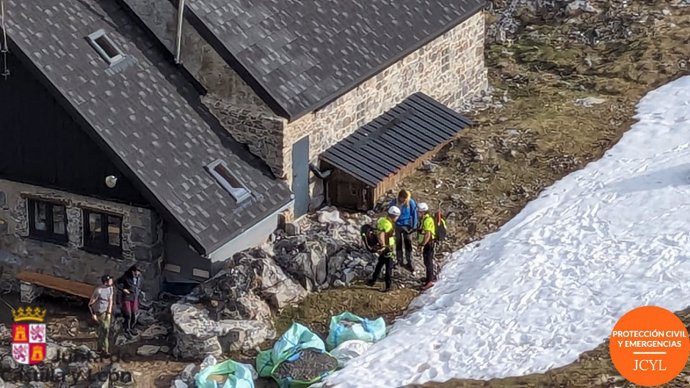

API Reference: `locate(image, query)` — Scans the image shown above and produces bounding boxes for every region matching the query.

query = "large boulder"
[273,237,329,291]
[258,255,308,310]
[326,249,375,287]
[198,247,308,312]
[271,207,378,290]
[171,302,275,359]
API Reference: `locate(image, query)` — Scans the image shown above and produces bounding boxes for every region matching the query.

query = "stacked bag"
[195,359,255,388]
[326,312,387,368]
[195,312,387,387]
[256,323,339,388]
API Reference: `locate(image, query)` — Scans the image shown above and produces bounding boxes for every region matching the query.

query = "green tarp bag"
[255,322,337,388]
[195,359,255,388]
[326,312,386,350]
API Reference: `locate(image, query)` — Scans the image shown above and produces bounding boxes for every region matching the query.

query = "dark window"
[205,160,251,202]
[83,209,122,256]
[27,199,68,244]
[87,29,124,65]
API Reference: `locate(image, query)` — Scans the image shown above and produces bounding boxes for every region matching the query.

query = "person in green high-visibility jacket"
[367,206,400,292]
[417,202,437,290]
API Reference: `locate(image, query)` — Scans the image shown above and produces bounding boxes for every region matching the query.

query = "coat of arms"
[11,306,47,365]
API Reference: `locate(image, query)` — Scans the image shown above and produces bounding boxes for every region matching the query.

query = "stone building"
[0,0,292,294]
[0,0,487,295]
[122,0,488,216]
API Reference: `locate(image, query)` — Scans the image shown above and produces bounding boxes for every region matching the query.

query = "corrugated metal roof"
[320,93,472,186]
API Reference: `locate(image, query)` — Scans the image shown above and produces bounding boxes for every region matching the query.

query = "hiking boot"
[382,286,392,293]
[366,278,376,287]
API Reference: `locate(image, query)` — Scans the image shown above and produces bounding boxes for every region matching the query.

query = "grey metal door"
[292,136,310,217]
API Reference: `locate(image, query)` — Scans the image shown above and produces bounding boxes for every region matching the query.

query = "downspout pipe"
[174,0,185,64]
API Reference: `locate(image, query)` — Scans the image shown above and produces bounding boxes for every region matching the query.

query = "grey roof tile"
[182,0,486,120]
[5,0,292,254]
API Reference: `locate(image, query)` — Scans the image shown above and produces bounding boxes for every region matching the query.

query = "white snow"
[325,76,690,387]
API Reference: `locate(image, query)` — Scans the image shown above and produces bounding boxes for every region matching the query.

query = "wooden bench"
[16,271,96,303]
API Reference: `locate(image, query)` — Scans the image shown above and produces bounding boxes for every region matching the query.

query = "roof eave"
[203,195,293,254]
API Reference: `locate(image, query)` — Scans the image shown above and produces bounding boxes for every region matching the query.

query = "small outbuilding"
[320,92,473,210]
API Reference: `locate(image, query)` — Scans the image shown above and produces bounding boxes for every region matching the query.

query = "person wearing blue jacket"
[389,189,418,273]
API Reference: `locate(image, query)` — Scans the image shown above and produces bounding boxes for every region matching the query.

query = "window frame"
[82,209,123,257]
[86,29,125,66]
[205,160,252,203]
[27,199,68,244]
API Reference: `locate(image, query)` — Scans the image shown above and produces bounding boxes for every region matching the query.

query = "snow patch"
[326,76,690,387]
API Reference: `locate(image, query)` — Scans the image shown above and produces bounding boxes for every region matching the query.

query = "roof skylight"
[87,29,124,65]
[205,160,252,203]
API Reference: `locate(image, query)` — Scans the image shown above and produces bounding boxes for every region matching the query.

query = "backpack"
[360,224,380,252]
[434,210,447,241]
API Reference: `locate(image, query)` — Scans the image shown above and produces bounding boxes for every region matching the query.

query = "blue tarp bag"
[195,359,254,388]
[326,312,386,350]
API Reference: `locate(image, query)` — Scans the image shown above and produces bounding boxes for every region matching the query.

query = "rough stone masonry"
[0,179,162,295]
[119,0,488,204]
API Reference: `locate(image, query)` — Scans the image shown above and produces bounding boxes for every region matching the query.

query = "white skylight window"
[87,29,125,65]
[206,160,252,203]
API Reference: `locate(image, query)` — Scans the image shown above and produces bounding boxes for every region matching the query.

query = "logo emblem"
[11,306,47,365]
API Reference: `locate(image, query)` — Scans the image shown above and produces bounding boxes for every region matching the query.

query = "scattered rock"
[170,380,188,388]
[258,255,308,310]
[136,310,158,326]
[418,160,439,172]
[140,324,169,339]
[1,353,18,370]
[565,0,600,16]
[180,363,199,382]
[317,208,345,224]
[136,345,161,356]
[575,96,606,107]
[199,354,217,369]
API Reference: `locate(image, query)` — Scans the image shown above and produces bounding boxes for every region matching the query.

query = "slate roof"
[320,93,473,186]
[4,0,293,255]
[183,0,486,120]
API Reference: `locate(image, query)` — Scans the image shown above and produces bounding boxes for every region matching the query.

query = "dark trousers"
[371,248,394,289]
[121,299,139,331]
[394,226,413,264]
[423,241,436,283]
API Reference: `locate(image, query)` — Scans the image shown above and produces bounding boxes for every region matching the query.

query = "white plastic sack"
[330,340,372,368]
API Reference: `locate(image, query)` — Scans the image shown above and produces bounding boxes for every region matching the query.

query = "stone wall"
[126,1,487,190]
[0,179,162,295]
[283,12,488,182]
[207,11,487,183]
[123,0,287,175]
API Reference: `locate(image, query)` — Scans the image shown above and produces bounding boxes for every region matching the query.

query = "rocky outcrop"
[171,301,275,359]
[271,207,403,290]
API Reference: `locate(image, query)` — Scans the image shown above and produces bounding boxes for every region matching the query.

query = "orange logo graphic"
[11,306,47,365]
[609,306,690,386]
